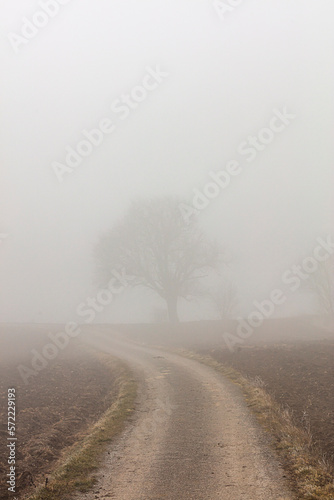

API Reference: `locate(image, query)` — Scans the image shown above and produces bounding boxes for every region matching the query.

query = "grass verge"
[178,349,334,500]
[26,356,137,500]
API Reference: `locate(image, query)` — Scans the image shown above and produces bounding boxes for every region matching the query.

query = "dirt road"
[79,330,293,500]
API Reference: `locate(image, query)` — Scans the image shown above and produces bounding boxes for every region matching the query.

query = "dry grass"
[26,357,137,500]
[179,350,334,500]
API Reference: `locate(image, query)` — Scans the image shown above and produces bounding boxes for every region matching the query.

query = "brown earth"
[1,319,333,499]
[200,340,334,470]
[0,325,121,499]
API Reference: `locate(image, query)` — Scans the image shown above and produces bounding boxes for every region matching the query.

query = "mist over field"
[0,0,333,327]
[1,3,334,499]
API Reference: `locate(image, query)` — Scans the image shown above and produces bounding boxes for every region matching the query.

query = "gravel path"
[79,331,293,500]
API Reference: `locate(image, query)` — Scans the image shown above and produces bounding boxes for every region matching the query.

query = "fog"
[1,0,333,324]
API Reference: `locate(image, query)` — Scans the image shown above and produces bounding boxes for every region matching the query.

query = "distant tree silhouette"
[210,282,239,319]
[308,259,334,318]
[95,197,221,322]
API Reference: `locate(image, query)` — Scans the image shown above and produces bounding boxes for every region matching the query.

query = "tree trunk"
[166,295,179,323]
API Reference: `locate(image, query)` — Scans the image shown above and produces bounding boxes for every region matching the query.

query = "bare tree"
[210,281,239,319]
[95,197,221,322]
[307,258,334,322]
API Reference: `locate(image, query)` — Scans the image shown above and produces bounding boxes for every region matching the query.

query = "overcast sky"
[0,0,333,322]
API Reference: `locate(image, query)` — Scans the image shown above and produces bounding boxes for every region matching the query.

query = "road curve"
[79,330,293,500]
